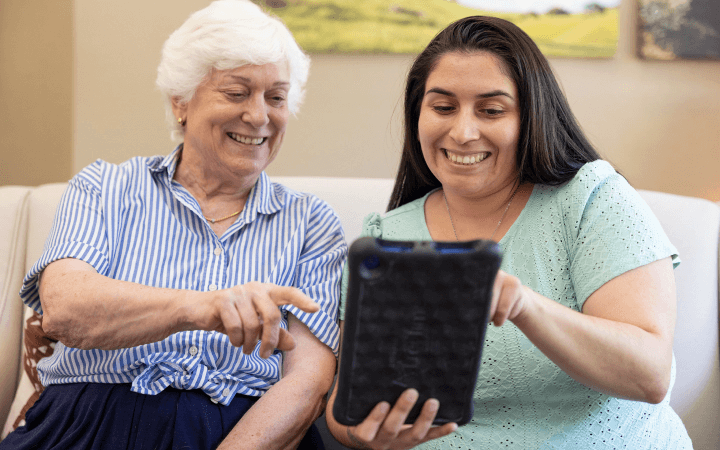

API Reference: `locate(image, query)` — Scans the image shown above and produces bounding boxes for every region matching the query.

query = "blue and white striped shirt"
[20,146,346,405]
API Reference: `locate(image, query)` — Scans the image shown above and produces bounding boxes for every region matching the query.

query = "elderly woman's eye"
[225,91,247,100]
[268,94,287,105]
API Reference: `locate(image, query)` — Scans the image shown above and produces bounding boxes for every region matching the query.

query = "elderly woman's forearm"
[39,258,201,349]
[218,321,336,450]
[219,376,328,450]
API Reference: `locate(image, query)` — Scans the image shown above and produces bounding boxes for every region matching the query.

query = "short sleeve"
[20,164,111,314]
[566,163,679,308]
[283,197,348,355]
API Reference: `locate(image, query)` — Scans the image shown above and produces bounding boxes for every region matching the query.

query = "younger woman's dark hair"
[387,16,601,211]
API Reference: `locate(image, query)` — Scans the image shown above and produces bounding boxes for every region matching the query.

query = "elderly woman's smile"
[228,133,266,145]
[172,63,290,184]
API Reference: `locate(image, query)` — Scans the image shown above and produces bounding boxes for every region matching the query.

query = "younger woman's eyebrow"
[426,87,514,100]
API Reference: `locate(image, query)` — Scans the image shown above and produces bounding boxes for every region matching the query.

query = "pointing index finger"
[269,286,320,313]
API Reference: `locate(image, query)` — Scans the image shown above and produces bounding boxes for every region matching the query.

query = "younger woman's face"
[418,51,521,199]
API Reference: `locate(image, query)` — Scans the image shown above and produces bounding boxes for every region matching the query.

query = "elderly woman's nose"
[241,95,270,127]
[449,109,481,145]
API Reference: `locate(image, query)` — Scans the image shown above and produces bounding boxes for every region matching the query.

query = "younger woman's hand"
[489,270,534,327]
[345,388,457,450]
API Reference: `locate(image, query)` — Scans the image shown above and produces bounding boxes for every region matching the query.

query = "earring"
[177,117,185,126]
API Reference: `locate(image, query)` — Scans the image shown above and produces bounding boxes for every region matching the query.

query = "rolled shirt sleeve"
[283,195,346,355]
[21,162,110,314]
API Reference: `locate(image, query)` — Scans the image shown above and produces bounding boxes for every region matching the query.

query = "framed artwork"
[639,0,720,60]
[253,0,620,58]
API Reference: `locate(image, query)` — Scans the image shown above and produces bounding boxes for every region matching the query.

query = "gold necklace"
[203,210,241,224]
[442,185,519,241]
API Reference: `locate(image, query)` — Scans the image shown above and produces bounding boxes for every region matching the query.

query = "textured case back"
[334,237,502,426]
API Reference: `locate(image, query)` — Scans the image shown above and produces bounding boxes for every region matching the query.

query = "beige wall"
[4,0,720,200]
[0,0,73,186]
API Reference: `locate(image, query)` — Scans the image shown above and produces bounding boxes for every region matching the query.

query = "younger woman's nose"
[448,109,480,145]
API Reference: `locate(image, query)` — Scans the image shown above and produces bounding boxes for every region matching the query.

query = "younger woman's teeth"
[445,150,489,165]
[229,133,265,145]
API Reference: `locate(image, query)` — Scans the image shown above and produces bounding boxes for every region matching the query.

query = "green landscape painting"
[252,0,619,58]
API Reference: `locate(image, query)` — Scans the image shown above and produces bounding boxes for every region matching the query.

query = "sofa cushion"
[270,176,395,245]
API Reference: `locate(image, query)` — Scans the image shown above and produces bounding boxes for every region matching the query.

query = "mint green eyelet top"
[340,161,690,449]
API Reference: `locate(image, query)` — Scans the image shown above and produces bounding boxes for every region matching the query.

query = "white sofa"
[1,177,719,449]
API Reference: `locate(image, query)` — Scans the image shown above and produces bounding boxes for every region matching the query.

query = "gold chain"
[443,185,519,241]
[203,210,241,224]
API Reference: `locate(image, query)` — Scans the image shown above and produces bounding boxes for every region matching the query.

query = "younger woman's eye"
[483,108,504,116]
[432,105,455,113]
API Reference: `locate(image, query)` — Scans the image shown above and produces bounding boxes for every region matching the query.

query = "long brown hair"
[387,16,601,211]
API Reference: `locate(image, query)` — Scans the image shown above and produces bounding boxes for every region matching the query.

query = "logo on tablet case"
[393,309,428,382]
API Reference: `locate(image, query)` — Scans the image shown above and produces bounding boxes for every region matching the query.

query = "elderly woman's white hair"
[156,0,310,142]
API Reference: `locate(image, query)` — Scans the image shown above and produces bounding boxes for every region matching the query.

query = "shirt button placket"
[208,244,223,292]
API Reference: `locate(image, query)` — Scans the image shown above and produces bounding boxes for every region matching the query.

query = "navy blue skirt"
[1,383,325,450]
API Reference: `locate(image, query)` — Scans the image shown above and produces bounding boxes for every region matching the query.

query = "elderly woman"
[325,16,692,450]
[0,1,343,449]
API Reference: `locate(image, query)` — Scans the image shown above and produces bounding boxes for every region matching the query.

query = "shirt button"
[214,247,222,256]
[222,388,231,397]
[211,398,218,404]
[209,284,217,291]
[189,346,198,356]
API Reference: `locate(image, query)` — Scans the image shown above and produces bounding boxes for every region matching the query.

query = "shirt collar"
[147,144,182,181]
[248,171,284,217]
[147,144,284,219]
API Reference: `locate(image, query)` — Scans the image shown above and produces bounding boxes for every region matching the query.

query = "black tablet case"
[334,237,502,426]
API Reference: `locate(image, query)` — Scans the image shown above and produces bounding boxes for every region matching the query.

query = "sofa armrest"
[0,187,32,430]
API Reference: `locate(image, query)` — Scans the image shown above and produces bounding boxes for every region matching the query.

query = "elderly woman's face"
[174,63,290,182]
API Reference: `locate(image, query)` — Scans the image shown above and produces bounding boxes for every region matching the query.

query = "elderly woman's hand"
[197,282,320,359]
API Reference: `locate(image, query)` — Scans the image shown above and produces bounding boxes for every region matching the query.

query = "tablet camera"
[363,255,380,270]
[359,255,384,280]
